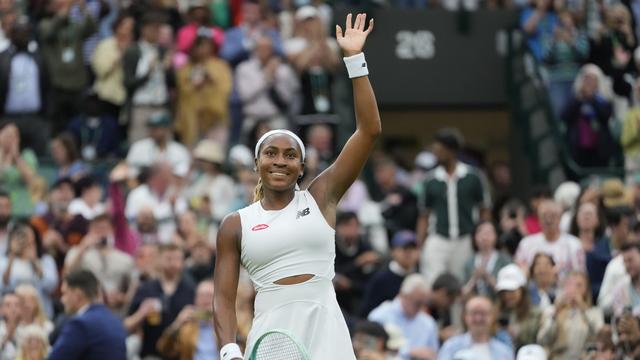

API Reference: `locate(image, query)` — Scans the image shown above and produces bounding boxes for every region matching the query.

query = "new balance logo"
[296,208,310,219]
[362,62,366,67]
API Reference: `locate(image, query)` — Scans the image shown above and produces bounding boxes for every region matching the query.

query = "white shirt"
[515,232,585,281]
[68,198,106,220]
[125,184,187,243]
[5,53,41,114]
[598,255,628,313]
[126,138,191,177]
[132,41,168,106]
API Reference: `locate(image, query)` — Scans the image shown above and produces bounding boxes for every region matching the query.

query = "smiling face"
[255,134,304,193]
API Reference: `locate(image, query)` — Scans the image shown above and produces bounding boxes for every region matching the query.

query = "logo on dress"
[296,207,310,219]
[251,224,269,231]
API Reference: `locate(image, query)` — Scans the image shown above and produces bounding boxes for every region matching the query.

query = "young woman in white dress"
[213,13,379,360]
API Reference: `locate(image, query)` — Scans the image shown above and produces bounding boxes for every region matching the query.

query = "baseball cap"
[295,5,318,21]
[516,344,547,360]
[146,112,172,127]
[391,230,417,248]
[495,264,527,292]
[193,140,225,164]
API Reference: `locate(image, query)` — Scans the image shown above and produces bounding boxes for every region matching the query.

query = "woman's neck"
[580,230,595,250]
[478,249,494,257]
[261,189,295,210]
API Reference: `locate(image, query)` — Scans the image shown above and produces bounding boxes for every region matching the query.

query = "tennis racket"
[248,329,311,360]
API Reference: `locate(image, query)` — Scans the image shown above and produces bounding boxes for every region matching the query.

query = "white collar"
[76,303,91,317]
[434,162,469,181]
[389,261,413,276]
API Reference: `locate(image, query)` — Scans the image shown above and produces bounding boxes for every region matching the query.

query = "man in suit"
[47,270,127,360]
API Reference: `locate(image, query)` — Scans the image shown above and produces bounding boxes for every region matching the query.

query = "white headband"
[254,129,306,162]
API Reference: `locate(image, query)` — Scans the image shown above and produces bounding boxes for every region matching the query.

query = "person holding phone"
[157,280,216,360]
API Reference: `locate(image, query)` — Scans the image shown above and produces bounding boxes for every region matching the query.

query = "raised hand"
[336,13,374,57]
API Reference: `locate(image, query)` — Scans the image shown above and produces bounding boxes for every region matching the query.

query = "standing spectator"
[437,296,514,360]
[126,112,191,179]
[176,0,224,56]
[284,5,339,115]
[0,191,11,255]
[359,231,420,317]
[528,253,558,311]
[462,221,512,299]
[543,10,590,119]
[0,123,40,218]
[66,93,121,161]
[0,292,21,360]
[537,272,604,359]
[334,211,381,314]
[570,202,611,301]
[64,214,135,309]
[187,140,236,224]
[611,242,640,316]
[125,243,196,359]
[369,274,439,360]
[91,13,134,118]
[67,175,104,221]
[47,270,127,360]
[495,264,542,350]
[417,128,491,286]
[562,64,617,169]
[0,18,49,156]
[373,157,418,240]
[123,12,173,143]
[0,222,57,318]
[50,133,88,181]
[236,34,300,133]
[515,200,585,282]
[520,0,558,61]
[156,279,217,360]
[39,0,96,135]
[175,34,232,147]
[14,324,49,360]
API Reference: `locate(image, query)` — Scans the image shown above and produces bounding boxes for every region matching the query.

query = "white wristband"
[221,343,243,360]
[343,52,369,78]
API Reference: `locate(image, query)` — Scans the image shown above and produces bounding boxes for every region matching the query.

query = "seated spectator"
[156,279,216,360]
[373,158,418,241]
[369,274,439,360]
[437,295,514,360]
[0,123,40,218]
[50,133,88,181]
[613,308,640,359]
[515,200,585,282]
[176,210,207,251]
[66,93,120,161]
[0,191,11,254]
[48,270,127,360]
[597,242,629,314]
[0,18,49,156]
[359,231,420,317]
[611,242,640,316]
[187,140,236,224]
[351,321,392,360]
[185,240,214,284]
[426,273,463,343]
[126,112,191,179]
[523,185,552,235]
[462,221,512,299]
[236,34,300,133]
[176,1,224,57]
[334,211,381,314]
[497,199,527,256]
[15,284,53,336]
[123,12,173,143]
[133,243,160,284]
[554,181,580,233]
[284,5,339,116]
[621,78,640,184]
[562,64,618,169]
[91,13,134,118]
[570,202,611,301]
[0,222,58,318]
[175,34,232,147]
[515,345,547,360]
[125,243,195,359]
[495,264,542,350]
[589,3,636,76]
[528,253,557,311]
[14,324,49,360]
[64,214,135,311]
[0,292,21,360]
[67,176,104,221]
[126,162,188,243]
[538,271,604,359]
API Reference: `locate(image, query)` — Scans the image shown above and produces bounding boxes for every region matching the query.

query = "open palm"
[336,13,374,56]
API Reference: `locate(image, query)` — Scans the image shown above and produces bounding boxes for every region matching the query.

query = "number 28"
[395,30,436,60]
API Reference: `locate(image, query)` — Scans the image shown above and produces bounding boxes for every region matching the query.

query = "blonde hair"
[253,178,264,202]
[16,324,50,360]
[15,284,48,325]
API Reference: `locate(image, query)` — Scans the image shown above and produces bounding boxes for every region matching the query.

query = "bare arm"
[309,14,380,225]
[213,213,242,352]
[416,209,430,248]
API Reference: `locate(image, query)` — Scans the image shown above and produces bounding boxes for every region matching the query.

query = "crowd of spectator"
[0,0,637,359]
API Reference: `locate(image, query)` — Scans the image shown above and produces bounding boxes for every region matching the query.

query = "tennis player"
[213,13,379,360]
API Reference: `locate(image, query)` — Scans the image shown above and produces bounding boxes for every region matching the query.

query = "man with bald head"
[515,200,585,281]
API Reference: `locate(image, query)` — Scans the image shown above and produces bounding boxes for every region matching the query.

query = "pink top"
[176,23,225,53]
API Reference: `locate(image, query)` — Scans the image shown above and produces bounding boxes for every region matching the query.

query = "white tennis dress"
[238,190,356,360]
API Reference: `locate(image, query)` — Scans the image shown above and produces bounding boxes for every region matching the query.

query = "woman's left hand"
[336,13,374,57]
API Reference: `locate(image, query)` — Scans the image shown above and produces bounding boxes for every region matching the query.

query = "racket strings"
[254,332,306,360]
